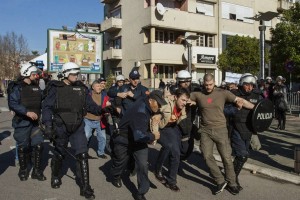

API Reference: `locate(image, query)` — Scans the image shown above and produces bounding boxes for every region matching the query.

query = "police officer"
[108,69,148,114]
[42,62,101,199]
[169,70,192,95]
[8,63,46,181]
[107,74,125,113]
[230,73,262,191]
[110,90,166,200]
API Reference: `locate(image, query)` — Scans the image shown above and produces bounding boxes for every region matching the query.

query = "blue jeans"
[84,118,106,156]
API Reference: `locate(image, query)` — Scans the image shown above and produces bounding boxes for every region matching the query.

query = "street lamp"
[181,35,200,73]
[246,11,279,79]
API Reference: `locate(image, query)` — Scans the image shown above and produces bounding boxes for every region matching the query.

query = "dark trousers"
[13,119,44,148]
[231,129,250,158]
[111,137,150,195]
[54,122,88,156]
[156,126,181,185]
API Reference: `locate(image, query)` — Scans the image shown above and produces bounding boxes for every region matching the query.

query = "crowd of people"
[6,61,290,200]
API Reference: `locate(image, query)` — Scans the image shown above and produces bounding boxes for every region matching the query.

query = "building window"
[207,35,214,47]
[155,30,175,44]
[111,7,121,18]
[113,37,121,49]
[155,30,164,43]
[229,13,236,20]
[157,65,174,79]
[196,1,214,16]
[222,2,253,23]
[196,33,214,47]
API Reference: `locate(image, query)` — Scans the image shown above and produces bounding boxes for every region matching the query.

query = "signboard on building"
[47,29,103,73]
[197,54,216,64]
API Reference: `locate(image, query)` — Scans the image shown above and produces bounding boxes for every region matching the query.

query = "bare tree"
[0,32,30,81]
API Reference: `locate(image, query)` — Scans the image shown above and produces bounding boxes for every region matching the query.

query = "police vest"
[55,84,87,133]
[232,89,260,139]
[20,84,42,117]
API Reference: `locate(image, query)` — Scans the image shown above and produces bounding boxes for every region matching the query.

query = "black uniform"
[110,97,155,197]
[8,80,46,181]
[230,87,261,190]
[42,80,100,199]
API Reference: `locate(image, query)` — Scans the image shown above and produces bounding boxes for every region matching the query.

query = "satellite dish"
[156,3,166,16]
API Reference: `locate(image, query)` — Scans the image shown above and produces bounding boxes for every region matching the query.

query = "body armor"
[54,83,87,133]
[20,84,42,117]
[232,89,260,140]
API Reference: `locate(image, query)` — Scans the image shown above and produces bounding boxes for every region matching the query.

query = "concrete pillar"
[150,0,156,6]
[150,27,155,43]
[150,63,156,89]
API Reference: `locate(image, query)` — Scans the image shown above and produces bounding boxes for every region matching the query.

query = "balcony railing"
[103,48,122,60]
[101,17,122,32]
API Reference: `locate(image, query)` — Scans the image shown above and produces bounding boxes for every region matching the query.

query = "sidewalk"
[205,114,300,185]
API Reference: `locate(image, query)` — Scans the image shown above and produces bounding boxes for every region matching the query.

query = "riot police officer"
[230,73,262,191]
[8,63,46,181]
[110,90,165,200]
[107,69,148,114]
[42,62,101,199]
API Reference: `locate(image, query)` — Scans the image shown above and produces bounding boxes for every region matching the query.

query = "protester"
[273,76,288,130]
[153,87,190,192]
[8,63,46,182]
[189,73,254,195]
[42,62,101,199]
[110,90,165,200]
[84,78,110,159]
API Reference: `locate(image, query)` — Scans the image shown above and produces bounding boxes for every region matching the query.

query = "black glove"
[44,125,54,139]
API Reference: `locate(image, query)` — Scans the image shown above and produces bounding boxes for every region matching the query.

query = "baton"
[37,122,97,160]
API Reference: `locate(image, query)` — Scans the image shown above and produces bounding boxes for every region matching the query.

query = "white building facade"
[100,0,295,88]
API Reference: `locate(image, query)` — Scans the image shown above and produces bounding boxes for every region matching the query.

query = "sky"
[0,0,104,54]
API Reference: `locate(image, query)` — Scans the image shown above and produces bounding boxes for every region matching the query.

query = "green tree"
[270,2,300,79]
[105,71,115,90]
[218,35,268,75]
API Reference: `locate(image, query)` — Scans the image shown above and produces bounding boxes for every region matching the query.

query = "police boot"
[31,144,46,181]
[17,146,29,181]
[233,156,248,191]
[51,152,63,189]
[77,153,95,200]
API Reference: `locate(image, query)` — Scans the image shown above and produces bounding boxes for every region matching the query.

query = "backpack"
[6,81,19,110]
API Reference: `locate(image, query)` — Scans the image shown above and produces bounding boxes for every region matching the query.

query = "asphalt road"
[0,97,299,200]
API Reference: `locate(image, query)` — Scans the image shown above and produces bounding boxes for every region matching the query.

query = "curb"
[213,154,300,185]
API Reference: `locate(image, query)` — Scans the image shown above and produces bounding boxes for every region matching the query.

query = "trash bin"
[295,146,300,173]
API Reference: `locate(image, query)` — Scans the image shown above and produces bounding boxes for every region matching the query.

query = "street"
[0,97,299,200]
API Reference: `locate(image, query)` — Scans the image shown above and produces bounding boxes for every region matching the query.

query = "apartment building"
[100,0,295,88]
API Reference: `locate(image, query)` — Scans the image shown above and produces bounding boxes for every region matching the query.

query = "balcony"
[144,43,185,64]
[103,48,122,60]
[142,6,217,34]
[101,17,122,33]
